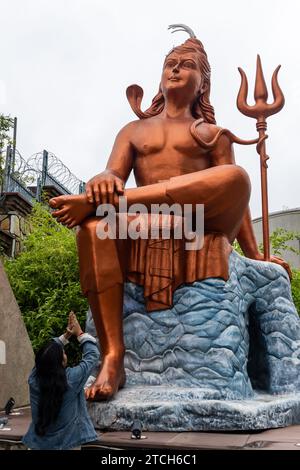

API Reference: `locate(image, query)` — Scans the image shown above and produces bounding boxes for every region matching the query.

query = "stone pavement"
[1,407,300,450]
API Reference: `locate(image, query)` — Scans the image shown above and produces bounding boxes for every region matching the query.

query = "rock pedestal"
[87,252,300,430]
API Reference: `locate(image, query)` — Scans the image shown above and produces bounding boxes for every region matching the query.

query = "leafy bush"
[260,227,300,257]
[267,228,300,314]
[291,269,300,315]
[4,204,88,363]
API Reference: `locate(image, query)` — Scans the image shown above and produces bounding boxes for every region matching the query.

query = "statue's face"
[161,51,202,98]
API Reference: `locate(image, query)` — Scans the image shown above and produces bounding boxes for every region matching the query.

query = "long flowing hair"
[35,341,68,436]
[126,38,216,124]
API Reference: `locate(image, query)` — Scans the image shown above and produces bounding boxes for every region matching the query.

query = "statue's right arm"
[86,122,136,205]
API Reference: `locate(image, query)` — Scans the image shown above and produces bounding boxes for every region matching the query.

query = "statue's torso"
[131,117,214,186]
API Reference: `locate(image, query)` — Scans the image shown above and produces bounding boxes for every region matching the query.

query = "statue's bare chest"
[132,120,204,157]
[131,120,211,184]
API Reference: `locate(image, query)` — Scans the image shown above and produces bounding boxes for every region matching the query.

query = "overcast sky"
[0,0,299,218]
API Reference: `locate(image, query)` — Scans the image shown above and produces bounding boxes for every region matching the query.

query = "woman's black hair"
[35,340,68,436]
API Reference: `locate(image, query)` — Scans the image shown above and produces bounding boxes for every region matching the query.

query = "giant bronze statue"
[49,25,291,402]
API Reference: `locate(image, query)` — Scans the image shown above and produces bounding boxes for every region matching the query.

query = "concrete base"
[0,261,34,409]
[88,385,300,431]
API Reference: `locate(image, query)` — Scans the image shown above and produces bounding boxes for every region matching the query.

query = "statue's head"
[126,26,216,124]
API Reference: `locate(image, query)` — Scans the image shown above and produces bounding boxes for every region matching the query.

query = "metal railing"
[28,150,85,196]
[2,146,85,205]
[3,146,40,204]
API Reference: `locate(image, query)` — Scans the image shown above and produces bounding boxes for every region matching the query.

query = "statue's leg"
[86,286,126,400]
[125,165,250,242]
[77,217,126,400]
[49,165,249,238]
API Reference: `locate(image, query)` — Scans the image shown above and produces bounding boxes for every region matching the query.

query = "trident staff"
[237,55,285,261]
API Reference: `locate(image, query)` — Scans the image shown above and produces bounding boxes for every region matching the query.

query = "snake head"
[126,84,146,119]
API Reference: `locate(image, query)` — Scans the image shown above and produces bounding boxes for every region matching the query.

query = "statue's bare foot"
[85,355,126,401]
[49,194,95,228]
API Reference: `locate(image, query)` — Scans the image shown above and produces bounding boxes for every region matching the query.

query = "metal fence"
[2,146,85,205]
[3,146,39,204]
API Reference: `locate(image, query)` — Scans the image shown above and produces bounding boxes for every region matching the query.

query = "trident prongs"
[237,55,285,122]
[236,55,285,261]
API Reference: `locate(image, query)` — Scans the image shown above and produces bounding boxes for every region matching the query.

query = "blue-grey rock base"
[88,386,300,431]
[86,251,300,431]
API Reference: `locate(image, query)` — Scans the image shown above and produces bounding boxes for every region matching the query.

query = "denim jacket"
[23,334,100,450]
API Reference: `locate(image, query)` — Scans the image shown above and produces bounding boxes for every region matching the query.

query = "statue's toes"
[87,382,115,401]
[49,197,59,208]
[68,220,77,229]
[49,196,66,209]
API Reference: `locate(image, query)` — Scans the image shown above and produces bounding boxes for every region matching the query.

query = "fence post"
[41,150,48,189]
[3,145,12,192]
[12,117,17,168]
[36,176,42,202]
[79,181,86,194]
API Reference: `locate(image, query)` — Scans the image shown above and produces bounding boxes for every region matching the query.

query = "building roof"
[253,207,300,223]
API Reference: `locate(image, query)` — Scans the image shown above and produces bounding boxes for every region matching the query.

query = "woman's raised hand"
[67,311,84,337]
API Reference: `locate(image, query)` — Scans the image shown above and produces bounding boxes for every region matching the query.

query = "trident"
[237,55,285,261]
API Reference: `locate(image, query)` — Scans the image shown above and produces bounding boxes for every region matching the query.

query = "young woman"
[23,312,100,450]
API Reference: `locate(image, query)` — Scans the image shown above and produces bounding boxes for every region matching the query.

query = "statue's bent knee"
[224,165,251,204]
[232,165,251,189]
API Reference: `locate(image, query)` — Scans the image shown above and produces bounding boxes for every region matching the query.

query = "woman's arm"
[59,312,100,391]
[67,335,100,391]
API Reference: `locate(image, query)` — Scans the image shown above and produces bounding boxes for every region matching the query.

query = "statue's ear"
[200,83,208,95]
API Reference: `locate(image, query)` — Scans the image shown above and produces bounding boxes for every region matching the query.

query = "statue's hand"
[270,255,292,280]
[253,252,292,280]
[86,170,124,205]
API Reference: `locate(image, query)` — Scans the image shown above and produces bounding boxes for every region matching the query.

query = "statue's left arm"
[210,132,292,278]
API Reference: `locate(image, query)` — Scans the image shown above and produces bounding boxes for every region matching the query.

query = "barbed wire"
[27,151,84,194]
[11,149,39,186]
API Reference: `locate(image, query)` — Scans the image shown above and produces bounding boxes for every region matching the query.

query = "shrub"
[291,269,300,315]
[4,204,88,363]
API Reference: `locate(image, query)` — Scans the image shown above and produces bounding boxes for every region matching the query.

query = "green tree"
[291,270,300,315]
[4,203,88,363]
[260,227,300,257]
[234,227,300,258]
